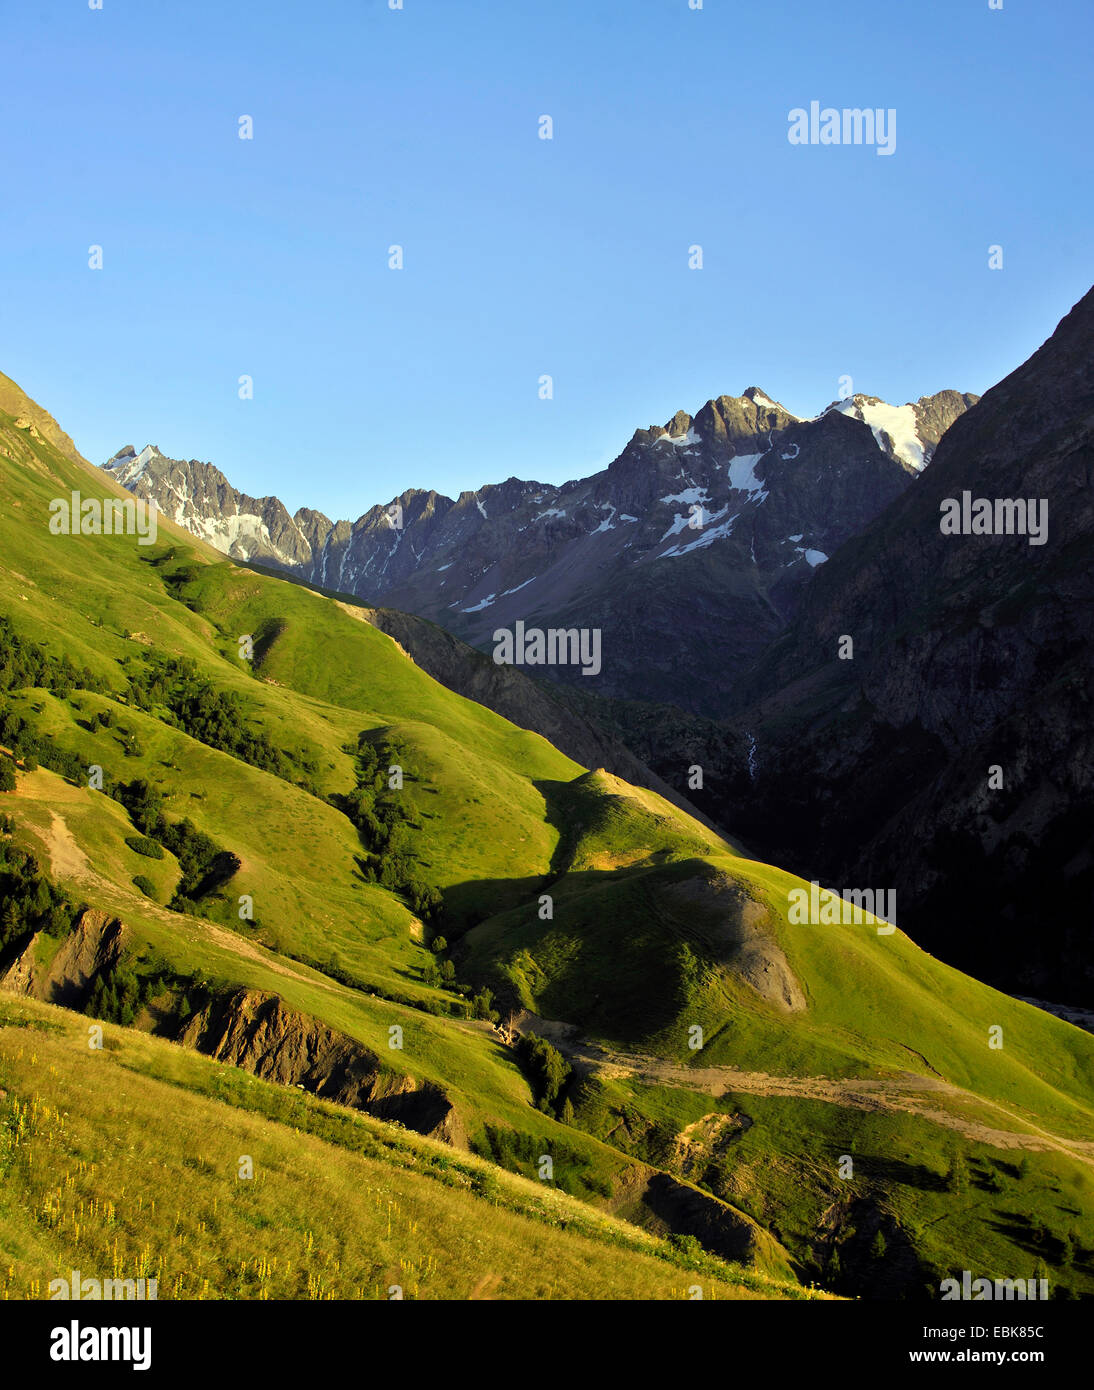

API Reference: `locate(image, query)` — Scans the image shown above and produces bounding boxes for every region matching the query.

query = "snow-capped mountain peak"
[821,390,978,474]
[105,443,162,485]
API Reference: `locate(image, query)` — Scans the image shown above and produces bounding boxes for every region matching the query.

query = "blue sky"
[2,0,1091,520]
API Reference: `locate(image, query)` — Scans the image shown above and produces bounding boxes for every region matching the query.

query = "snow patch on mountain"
[788,544,828,567]
[833,398,927,472]
[726,452,767,499]
[460,593,497,613]
[660,486,709,506]
[659,512,693,542]
[661,508,740,558]
[658,426,702,449]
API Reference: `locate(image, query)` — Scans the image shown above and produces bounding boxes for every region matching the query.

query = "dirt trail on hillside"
[44,810,94,881]
[23,802,339,996]
[508,1013,1094,1170]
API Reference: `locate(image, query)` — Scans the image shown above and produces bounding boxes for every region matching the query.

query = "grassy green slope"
[0,995,815,1301]
[464,826,1094,1137]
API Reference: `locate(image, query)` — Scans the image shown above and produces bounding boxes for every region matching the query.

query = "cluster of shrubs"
[143,553,210,613]
[0,699,235,918]
[85,960,161,1027]
[124,652,320,792]
[0,826,79,954]
[87,708,143,757]
[472,1123,610,1199]
[517,1032,574,1117]
[416,935,498,1019]
[111,778,234,911]
[420,935,455,988]
[0,614,116,782]
[0,615,108,701]
[336,732,443,924]
[275,942,473,1020]
[125,834,164,859]
[0,706,82,782]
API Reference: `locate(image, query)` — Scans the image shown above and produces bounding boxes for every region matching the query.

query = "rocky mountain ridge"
[104,385,975,715]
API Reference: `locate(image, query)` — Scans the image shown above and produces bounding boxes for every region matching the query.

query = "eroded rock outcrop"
[665,873,806,1012]
[174,987,466,1146]
[610,1165,795,1278]
[0,909,127,1007]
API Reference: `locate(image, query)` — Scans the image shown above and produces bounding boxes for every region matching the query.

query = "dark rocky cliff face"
[722,289,1094,1005]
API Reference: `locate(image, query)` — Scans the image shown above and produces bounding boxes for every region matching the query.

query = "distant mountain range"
[102,386,976,716]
